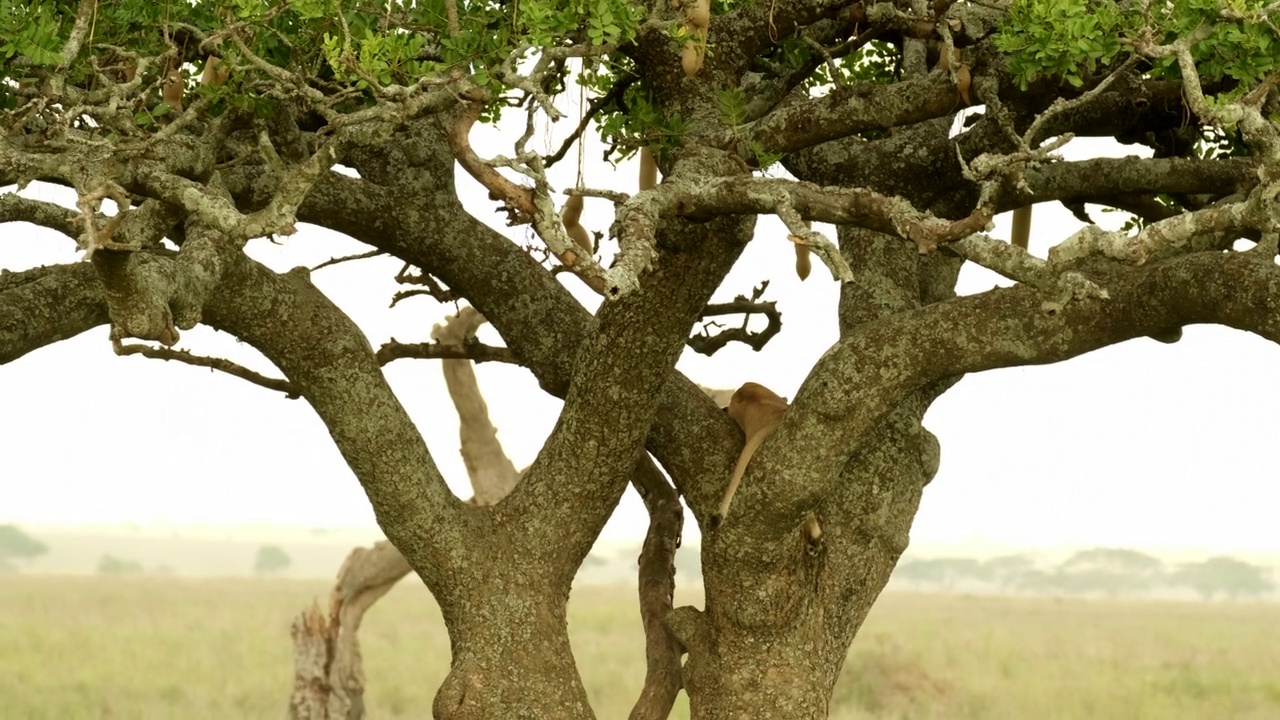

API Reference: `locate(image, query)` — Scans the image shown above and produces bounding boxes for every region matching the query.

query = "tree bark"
[288,307,517,718]
[432,586,592,719]
[673,224,957,717]
[288,541,412,719]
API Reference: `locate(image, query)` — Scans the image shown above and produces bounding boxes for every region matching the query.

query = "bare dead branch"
[432,307,521,504]
[288,540,413,718]
[627,457,685,720]
[375,338,520,366]
[311,247,385,272]
[392,264,457,305]
[687,284,783,355]
[544,74,636,169]
[114,340,299,398]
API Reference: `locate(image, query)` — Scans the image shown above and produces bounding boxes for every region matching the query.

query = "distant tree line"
[4,522,1271,601]
[0,526,295,578]
[893,548,1276,601]
[0,524,47,572]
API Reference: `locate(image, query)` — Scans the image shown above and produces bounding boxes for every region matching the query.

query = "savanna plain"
[2,576,1278,719]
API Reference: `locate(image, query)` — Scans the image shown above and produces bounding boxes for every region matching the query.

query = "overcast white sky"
[3,104,1278,560]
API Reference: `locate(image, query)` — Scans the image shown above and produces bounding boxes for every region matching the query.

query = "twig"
[311,248,385,272]
[114,340,300,398]
[544,75,636,168]
[687,286,783,355]
[375,339,520,366]
[1024,55,1141,148]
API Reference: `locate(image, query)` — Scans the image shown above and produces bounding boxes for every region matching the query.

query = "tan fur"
[639,147,659,191]
[680,0,710,76]
[1011,205,1032,250]
[561,194,593,254]
[201,56,229,86]
[712,382,788,528]
[161,63,183,112]
[712,382,823,545]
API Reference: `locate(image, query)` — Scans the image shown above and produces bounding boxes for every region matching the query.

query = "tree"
[983,555,1037,591]
[254,545,293,576]
[3,1,1278,718]
[96,554,144,575]
[892,557,986,590]
[0,524,48,572]
[1172,557,1276,600]
[1056,547,1165,597]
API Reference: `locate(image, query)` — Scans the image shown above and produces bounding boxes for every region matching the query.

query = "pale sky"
[3,106,1278,560]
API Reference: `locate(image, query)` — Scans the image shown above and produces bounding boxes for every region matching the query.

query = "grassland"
[1,576,1277,719]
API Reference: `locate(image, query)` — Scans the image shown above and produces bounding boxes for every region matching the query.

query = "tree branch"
[113,340,299,398]
[664,175,993,255]
[744,69,962,155]
[375,338,519,366]
[201,256,469,582]
[0,263,108,364]
[515,212,749,575]
[754,251,1280,547]
[627,456,684,720]
[0,193,81,239]
[224,143,743,542]
[687,290,783,355]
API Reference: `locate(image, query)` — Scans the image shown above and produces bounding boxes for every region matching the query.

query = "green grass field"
[1,576,1277,719]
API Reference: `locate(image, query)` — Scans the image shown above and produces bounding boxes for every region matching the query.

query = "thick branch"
[627,457,684,720]
[785,85,1238,218]
[749,251,1280,546]
[515,213,749,574]
[744,69,963,155]
[224,153,742,535]
[0,263,108,363]
[0,193,81,238]
[201,256,469,579]
[666,175,992,254]
[430,307,521,505]
[90,214,228,346]
[1016,157,1258,213]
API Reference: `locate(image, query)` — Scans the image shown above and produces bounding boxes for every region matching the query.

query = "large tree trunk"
[674,225,955,717]
[432,587,591,719]
[286,306,698,719]
[677,403,935,718]
[680,623,837,719]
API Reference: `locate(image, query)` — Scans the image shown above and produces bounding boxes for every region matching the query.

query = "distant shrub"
[254,545,292,576]
[0,525,48,568]
[97,555,145,575]
[1172,557,1276,600]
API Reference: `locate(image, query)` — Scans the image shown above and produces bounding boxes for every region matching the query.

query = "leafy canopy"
[997,0,1280,92]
